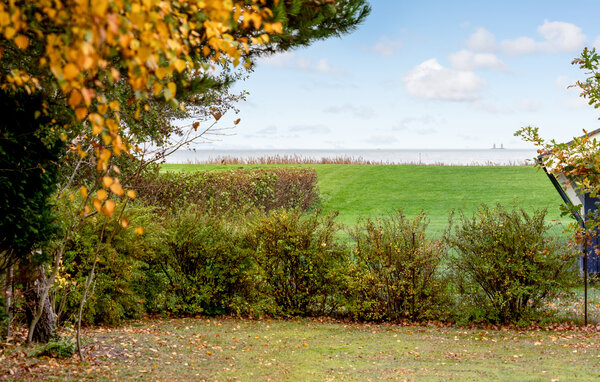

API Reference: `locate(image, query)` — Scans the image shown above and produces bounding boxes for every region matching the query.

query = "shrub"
[148,208,259,316]
[50,198,156,325]
[347,211,449,321]
[131,168,319,213]
[447,204,578,324]
[248,209,347,316]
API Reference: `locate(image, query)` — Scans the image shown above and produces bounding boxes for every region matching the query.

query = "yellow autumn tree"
[0,0,372,344]
[1,0,284,220]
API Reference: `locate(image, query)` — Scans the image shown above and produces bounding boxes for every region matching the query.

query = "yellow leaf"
[4,27,15,40]
[126,190,136,199]
[14,35,29,50]
[152,82,162,97]
[109,100,120,111]
[156,67,168,80]
[75,107,88,121]
[102,176,114,188]
[234,118,241,125]
[134,226,145,235]
[63,63,79,81]
[103,199,115,218]
[173,59,187,73]
[166,82,176,101]
[93,198,102,212]
[68,91,82,107]
[92,0,109,16]
[92,123,103,135]
[110,182,124,196]
[97,189,107,201]
[80,186,88,198]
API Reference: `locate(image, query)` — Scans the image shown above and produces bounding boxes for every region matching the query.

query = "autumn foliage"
[0,0,283,221]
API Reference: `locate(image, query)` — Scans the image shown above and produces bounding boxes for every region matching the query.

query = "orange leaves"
[75,107,87,121]
[1,0,288,229]
[13,34,29,49]
[62,63,79,80]
[68,90,82,107]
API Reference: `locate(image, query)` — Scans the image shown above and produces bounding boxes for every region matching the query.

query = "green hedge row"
[48,201,577,326]
[131,168,319,213]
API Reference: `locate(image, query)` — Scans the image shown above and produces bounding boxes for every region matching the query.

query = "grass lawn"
[4,317,600,381]
[161,164,570,233]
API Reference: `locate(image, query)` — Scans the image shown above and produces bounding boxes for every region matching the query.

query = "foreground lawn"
[3,317,600,381]
[162,164,569,233]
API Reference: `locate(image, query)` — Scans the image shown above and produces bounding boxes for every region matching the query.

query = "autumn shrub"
[146,208,259,316]
[50,199,156,325]
[346,211,449,322]
[447,204,578,324]
[131,168,319,213]
[247,209,348,316]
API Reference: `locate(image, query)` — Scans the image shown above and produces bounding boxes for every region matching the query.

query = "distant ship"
[491,143,505,149]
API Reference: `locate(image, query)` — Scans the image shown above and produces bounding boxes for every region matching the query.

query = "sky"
[198,0,600,150]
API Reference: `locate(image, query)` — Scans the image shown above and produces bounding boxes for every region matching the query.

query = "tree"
[0,0,371,343]
[516,47,600,257]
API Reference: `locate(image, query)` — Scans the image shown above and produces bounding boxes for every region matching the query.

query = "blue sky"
[206,0,600,150]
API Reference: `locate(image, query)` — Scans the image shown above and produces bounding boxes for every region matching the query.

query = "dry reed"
[187,154,534,166]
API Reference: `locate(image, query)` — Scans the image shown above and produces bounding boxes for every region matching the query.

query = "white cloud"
[403,59,485,101]
[500,20,586,56]
[594,36,600,50]
[362,36,403,57]
[449,50,507,71]
[323,103,376,119]
[500,36,538,56]
[537,20,586,53]
[259,52,344,73]
[466,28,496,52]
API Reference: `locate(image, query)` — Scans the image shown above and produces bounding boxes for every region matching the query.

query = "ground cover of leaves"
[2,316,600,381]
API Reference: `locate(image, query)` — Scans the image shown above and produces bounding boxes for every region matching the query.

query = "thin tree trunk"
[24,264,56,343]
[1,265,13,340]
[77,258,98,361]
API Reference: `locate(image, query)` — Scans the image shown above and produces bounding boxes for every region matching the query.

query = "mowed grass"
[161,164,569,233]
[5,317,600,381]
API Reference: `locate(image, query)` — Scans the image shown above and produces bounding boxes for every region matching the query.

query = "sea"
[165,148,539,166]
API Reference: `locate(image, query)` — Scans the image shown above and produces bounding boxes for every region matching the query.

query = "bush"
[147,208,259,316]
[50,198,156,325]
[248,209,347,316]
[447,204,577,324]
[347,211,449,321]
[131,168,319,213]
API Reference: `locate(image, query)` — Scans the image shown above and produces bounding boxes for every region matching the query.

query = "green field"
[162,164,570,233]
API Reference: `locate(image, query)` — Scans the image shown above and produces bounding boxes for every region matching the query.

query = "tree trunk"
[1,265,13,340]
[24,265,56,343]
